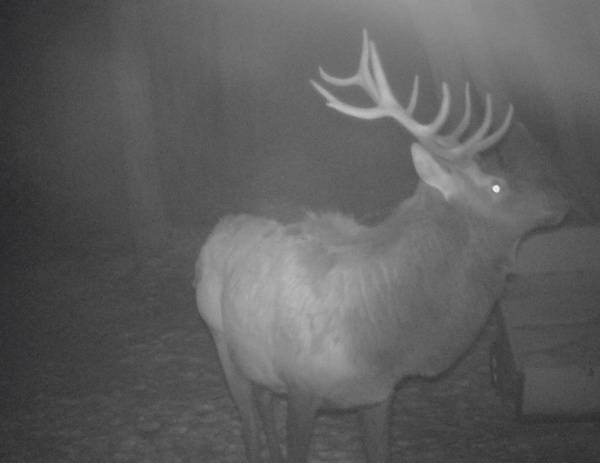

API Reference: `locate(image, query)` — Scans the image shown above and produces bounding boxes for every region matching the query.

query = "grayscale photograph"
[1,1,599,462]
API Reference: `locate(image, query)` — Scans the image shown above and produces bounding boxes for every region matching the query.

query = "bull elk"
[195,30,568,463]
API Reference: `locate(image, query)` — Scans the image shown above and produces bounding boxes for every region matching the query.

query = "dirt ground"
[1,229,598,463]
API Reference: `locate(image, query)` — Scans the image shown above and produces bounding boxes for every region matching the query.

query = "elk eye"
[490,179,508,198]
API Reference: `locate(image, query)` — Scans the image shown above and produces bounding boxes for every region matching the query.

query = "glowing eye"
[491,184,502,194]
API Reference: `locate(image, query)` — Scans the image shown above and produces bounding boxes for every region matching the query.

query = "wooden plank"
[507,326,599,369]
[505,270,600,298]
[500,293,600,326]
[521,366,600,416]
[495,226,600,417]
[514,226,600,273]
[499,295,600,370]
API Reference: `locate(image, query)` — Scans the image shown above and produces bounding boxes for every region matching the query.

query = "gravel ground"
[1,230,598,463]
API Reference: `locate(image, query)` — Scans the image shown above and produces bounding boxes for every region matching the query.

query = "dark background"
[1,0,599,257]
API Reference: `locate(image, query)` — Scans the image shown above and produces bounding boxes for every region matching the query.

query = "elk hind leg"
[254,384,283,463]
[286,388,322,463]
[213,339,263,463]
[358,395,393,463]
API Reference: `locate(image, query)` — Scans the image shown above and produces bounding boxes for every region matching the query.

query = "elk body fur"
[195,30,568,463]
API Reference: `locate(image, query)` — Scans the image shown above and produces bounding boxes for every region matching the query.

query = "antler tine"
[475,103,514,152]
[406,75,419,116]
[446,82,471,141]
[368,38,399,109]
[310,78,387,121]
[448,95,513,157]
[311,29,439,127]
[365,34,450,136]
[311,30,410,121]
[312,29,379,102]
[421,82,450,137]
[447,94,492,157]
[312,30,514,159]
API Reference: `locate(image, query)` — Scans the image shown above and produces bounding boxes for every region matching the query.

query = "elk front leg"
[358,395,393,463]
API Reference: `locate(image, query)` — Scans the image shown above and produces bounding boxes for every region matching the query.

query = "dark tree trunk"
[110,0,169,256]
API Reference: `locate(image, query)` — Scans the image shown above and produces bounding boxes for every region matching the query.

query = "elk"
[195,30,568,463]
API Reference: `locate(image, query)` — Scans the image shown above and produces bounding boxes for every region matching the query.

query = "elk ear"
[411,143,456,200]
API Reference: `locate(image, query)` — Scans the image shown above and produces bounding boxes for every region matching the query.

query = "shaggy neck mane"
[330,183,516,378]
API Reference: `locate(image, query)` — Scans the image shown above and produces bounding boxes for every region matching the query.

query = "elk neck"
[330,182,517,379]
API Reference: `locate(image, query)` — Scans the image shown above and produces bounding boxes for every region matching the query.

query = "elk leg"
[358,395,393,463]
[254,384,284,463]
[286,388,321,463]
[214,339,262,463]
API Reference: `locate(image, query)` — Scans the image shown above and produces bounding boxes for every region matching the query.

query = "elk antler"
[311,29,513,160]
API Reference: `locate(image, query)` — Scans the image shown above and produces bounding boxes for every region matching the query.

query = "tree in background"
[110,0,169,256]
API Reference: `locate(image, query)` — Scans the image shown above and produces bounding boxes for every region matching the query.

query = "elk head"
[311,30,567,240]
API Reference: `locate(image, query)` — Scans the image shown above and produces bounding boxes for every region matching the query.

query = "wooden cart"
[490,226,600,420]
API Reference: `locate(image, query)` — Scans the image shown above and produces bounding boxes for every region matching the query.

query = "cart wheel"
[489,341,504,394]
